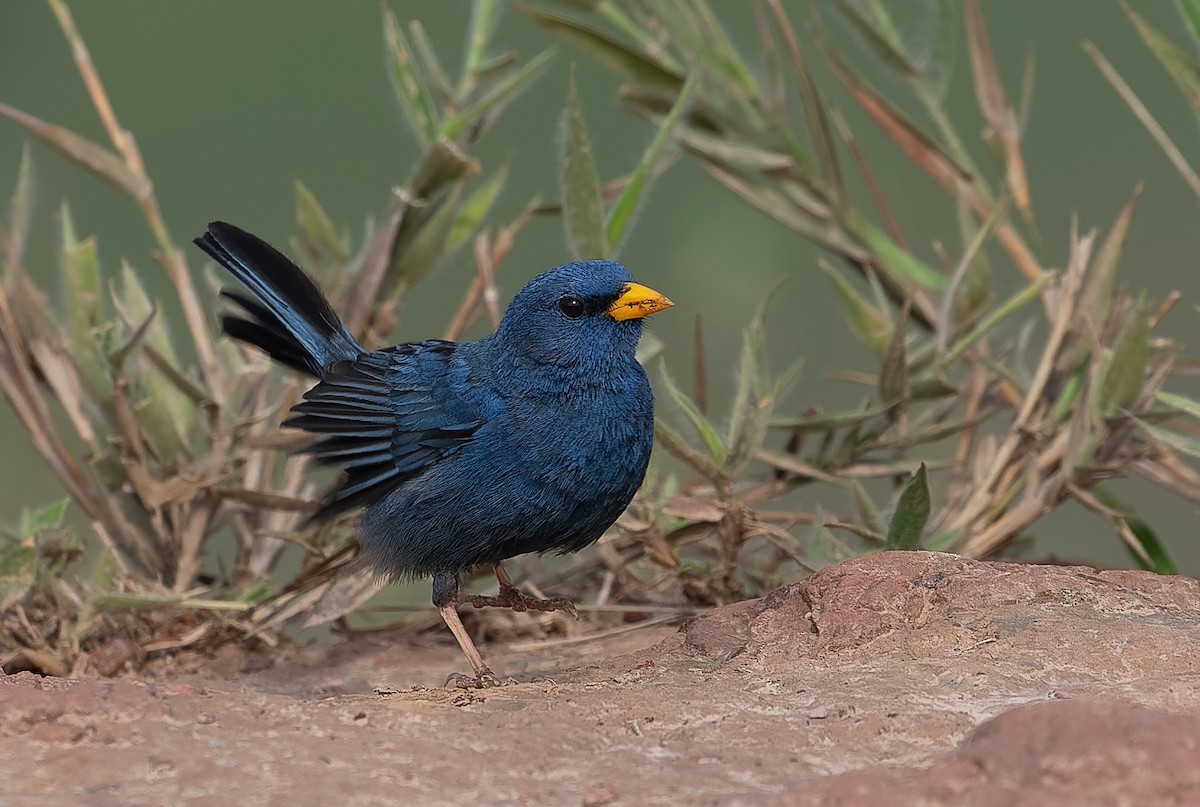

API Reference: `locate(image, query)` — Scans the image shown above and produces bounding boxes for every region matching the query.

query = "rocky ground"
[3,550,1199,806]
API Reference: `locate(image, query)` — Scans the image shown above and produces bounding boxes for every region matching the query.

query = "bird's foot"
[467,583,579,618]
[444,666,503,689]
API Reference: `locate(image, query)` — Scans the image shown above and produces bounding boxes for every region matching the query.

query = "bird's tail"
[194,221,363,377]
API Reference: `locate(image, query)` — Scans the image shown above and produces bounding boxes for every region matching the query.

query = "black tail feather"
[194,221,362,376]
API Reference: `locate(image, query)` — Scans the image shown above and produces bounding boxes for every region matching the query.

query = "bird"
[193,221,672,686]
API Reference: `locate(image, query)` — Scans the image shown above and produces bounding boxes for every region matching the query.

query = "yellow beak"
[607,282,674,322]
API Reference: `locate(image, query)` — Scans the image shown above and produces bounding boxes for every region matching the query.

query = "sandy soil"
[4,551,1200,806]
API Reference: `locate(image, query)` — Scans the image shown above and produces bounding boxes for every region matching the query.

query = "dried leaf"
[2,142,35,271]
[822,45,969,193]
[1085,41,1200,200]
[769,0,846,212]
[302,565,389,629]
[0,101,150,201]
[964,0,1030,211]
[692,156,864,257]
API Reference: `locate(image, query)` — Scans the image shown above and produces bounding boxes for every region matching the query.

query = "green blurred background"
[1,2,1197,573]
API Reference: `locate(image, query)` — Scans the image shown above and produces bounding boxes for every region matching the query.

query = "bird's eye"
[558,294,586,319]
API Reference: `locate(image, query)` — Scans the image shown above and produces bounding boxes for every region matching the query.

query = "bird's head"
[492,260,673,372]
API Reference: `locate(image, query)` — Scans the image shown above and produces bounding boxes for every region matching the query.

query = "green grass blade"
[294,179,346,263]
[517,3,684,91]
[856,216,947,290]
[769,0,846,213]
[606,73,696,253]
[390,182,465,293]
[654,417,725,481]
[818,259,893,357]
[448,163,509,252]
[460,0,500,97]
[3,142,35,271]
[725,280,788,479]
[440,46,556,141]
[1080,183,1141,332]
[60,202,99,353]
[409,20,456,103]
[834,0,919,77]
[886,463,931,550]
[771,402,891,430]
[1136,418,1200,459]
[659,363,726,466]
[1157,390,1200,420]
[1179,0,1200,52]
[383,5,441,145]
[1100,296,1149,415]
[941,271,1052,366]
[560,68,606,259]
[879,302,909,411]
[1124,2,1200,119]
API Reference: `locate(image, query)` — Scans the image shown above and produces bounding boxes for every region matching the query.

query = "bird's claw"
[445,667,502,689]
[467,584,579,618]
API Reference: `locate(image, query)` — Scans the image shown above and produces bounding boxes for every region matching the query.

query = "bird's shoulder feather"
[285,340,488,520]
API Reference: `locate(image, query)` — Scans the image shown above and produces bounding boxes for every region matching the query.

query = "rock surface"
[3,551,1199,806]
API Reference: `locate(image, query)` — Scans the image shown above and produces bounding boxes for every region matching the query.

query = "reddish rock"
[768,699,1200,806]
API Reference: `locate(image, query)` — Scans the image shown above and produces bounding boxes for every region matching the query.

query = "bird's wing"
[284,341,486,521]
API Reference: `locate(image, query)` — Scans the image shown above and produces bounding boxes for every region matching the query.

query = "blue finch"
[194,222,672,685]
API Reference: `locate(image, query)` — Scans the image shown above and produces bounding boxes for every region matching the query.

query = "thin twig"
[1084,41,1200,199]
[953,230,1095,543]
[47,0,225,404]
[507,614,680,652]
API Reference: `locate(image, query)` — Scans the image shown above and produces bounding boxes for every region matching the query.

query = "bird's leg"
[467,563,579,618]
[432,573,499,689]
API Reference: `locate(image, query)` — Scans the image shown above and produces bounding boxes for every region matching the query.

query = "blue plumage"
[194,221,672,684]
